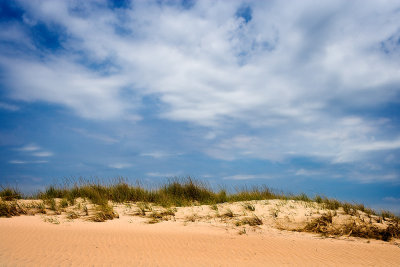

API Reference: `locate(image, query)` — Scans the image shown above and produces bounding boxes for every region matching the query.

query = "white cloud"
[9,160,26,164]
[32,151,53,157]
[17,144,40,152]
[295,169,321,176]
[108,163,132,169]
[141,151,180,159]
[9,160,48,164]
[1,0,400,172]
[146,172,180,178]
[223,174,274,180]
[351,139,400,152]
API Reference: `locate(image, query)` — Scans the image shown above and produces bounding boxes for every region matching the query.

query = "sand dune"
[1,205,399,266]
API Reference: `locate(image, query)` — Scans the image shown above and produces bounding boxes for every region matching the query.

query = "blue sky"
[1,0,400,212]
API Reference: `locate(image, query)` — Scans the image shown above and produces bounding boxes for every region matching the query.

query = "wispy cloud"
[9,160,26,164]
[295,169,321,176]
[383,197,400,203]
[108,163,132,169]
[71,128,119,144]
[9,160,48,164]
[0,102,19,111]
[141,151,180,159]
[223,174,274,180]
[146,172,180,178]
[32,151,53,157]
[17,144,40,152]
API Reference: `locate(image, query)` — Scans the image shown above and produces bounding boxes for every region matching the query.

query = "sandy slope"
[0,213,399,266]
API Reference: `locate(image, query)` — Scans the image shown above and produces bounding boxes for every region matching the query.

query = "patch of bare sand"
[0,213,399,266]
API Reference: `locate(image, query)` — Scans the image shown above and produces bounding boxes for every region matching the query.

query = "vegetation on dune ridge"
[0,177,398,219]
[0,177,399,241]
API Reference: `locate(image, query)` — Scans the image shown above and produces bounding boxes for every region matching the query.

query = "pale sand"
[0,216,399,266]
[0,200,399,266]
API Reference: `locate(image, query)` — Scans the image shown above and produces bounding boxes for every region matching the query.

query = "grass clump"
[304,213,333,233]
[0,187,22,201]
[60,198,69,209]
[0,200,25,217]
[221,208,234,218]
[243,202,255,211]
[137,202,152,216]
[236,215,263,226]
[66,211,79,220]
[147,208,176,224]
[303,212,400,241]
[90,203,119,222]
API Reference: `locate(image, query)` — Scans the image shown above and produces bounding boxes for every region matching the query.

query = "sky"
[0,0,400,213]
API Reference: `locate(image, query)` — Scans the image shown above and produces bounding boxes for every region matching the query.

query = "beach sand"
[1,201,399,266]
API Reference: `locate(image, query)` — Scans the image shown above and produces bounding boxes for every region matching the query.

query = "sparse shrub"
[304,213,333,233]
[66,211,79,220]
[237,215,263,226]
[185,213,199,222]
[0,200,25,217]
[83,204,89,216]
[90,204,119,222]
[60,198,69,209]
[46,198,58,211]
[243,202,255,211]
[210,204,218,211]
[271,209,279,218]
[322,198,340,210]
[294,193,310,202]
[137,202,152,216]
[147,208,175,223]
[342,202,357,215]
[0,187,22,201]
[35,201,46,214]
[314,195,323,204]
[381,210,395,220]
[44,216,60,224]
[222,208,234,218]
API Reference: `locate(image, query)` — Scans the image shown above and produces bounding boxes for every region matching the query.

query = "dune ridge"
[1,199,399,266]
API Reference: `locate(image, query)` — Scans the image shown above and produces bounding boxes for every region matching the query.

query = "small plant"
[0,187,22,201]
[60,198,69,209]
[46,198,58,211]
[83,204,89,216]
[185,213,199,222]
[36,201,47,214]
[137,202,152,216]
[304,213,333,233]
[90,204,119,222]
[271,209,279,218]
[147,208,176,223]
[381,210,395,220]
[210,204,218,211]
[238,228,247,235]
[243,202,255,211]
[237,215,263,226]
[66,211,79,220]
[222,208,234,218]
[0,200,25,217]
[44,216,60,224]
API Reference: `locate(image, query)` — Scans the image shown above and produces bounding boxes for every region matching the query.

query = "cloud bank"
[1,0,400,182]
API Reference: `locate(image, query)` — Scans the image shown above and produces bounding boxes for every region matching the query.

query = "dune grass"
[0,177,399,241]
[0,186,22,201]
[0,177,398,220]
